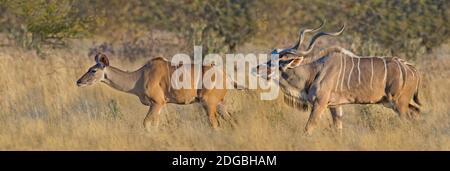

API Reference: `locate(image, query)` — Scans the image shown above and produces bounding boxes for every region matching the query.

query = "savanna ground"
[1,36,450,150]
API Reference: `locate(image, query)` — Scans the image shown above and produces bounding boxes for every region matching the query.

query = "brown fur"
[142,57,229,129]
[77,54,234,130]
[258,46,422,135]
[300,47,421,134]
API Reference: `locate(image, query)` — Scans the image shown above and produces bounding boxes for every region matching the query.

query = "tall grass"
[0,42,449,150]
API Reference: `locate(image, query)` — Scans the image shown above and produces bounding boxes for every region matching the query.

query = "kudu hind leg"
[391,101,421,127]
[201,99,220,129]
[329,106,343,134]
[392,97,410,120]
[143,103,164,131]
[217,101,237,128]
[408,104,420,120]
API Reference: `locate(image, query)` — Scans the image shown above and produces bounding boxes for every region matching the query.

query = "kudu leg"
[217,101,237,128]
[394,95,420,120]
[329,106,343,134]
[408,104,420,119]
[305,102,327,136]
[392,97,410,120]
[207,105,219,129]
[201,100,219,129]
[143,103,164,131]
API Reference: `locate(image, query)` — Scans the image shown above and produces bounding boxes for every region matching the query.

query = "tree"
[1,0,97,55]
[295,0,450,59]
[140,0,258,55]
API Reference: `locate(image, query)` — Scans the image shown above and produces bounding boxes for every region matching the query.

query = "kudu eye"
[91,70,97,73]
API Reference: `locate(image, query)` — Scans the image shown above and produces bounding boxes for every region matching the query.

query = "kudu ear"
[286,57,304,68]
[95,53,109,67]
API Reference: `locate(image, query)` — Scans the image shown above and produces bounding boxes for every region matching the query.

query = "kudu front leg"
[143,103,163,131]
[205,104,219,129]
[200,98,220,129]
[304,102,328,136]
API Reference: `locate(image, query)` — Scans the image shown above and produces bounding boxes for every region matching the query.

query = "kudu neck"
[278,62,320,93]
[303,61,322,85]
[102,66,142,95]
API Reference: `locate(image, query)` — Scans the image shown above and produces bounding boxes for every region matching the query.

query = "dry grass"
[0,43,450,151]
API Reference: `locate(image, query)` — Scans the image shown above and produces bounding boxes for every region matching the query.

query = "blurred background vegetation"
[1,0,449,59]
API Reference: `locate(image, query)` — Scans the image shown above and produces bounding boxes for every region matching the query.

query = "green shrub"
[140,0,258,54]
[2,0,450,60]
[294,0,450,59]
[1,0,97,55]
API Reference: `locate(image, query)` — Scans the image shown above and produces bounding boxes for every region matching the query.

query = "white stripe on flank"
[416,73,419,95]
[335,48,417,92]
[370,58,374,89]
[357,57,361,85]
[335,53,343,91]
[403,62,408,82]
[394,59,404,89]
[347,57,354,89]
[400,60,409,87]
[407,63,415,78]
[401,60,415,82]
[381,57,387,85]
[341,53,346,91]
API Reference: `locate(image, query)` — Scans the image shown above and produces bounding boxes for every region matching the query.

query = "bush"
[294,0,450,59]
[140,0,258,54]
[1,0,450,60]
[0,0,97,55]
